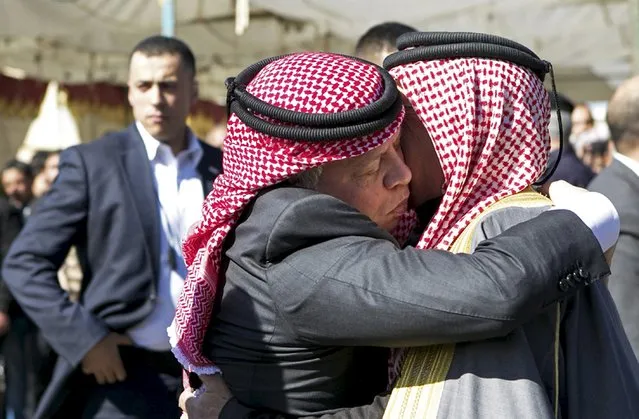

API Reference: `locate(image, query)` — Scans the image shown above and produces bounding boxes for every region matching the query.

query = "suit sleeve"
[606,231,639,357]
[267,209,609,347]
[1,148,109,367]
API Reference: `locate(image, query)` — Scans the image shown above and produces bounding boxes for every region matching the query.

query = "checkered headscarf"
[387,57,550,382]
[170,52,404,374]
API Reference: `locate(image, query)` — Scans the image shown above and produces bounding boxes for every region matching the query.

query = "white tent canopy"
[0,0,632,103]
[17,80,81,162]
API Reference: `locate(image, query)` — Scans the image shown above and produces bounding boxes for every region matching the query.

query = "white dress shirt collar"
[136,121,203,165]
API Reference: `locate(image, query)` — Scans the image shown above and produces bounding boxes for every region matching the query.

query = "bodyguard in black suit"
[2,36,222,418]
[590,75,639,359]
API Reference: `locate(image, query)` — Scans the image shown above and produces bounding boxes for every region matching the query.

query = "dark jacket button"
[577,267,590,280]
[569,272,581,284]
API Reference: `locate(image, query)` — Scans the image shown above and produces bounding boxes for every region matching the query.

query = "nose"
[384,146,412,189]
[149,84,162,105]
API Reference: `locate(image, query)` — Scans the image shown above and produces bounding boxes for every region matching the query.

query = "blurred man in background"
[354,22,417,66]
[590,75,639,360]
[0,160,50,419]
[545,94,595,188]
[30,151,60,200]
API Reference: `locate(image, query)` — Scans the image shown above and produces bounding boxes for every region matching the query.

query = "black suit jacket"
[209,187,609,418]
[590,158,639,358]
[1,124,222,418]
[0,196,25,316]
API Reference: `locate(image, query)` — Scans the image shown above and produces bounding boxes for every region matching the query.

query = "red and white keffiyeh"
[169,52,404,374]
[387,57,550,381]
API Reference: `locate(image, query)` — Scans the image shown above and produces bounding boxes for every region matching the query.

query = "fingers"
[87,369,124,385]
[103,367,118,385]
[80,349,127,384]
[179,389,194,413]
[89,366,119,385]
[198,374,232,398]
[111,349,127,382]
[94,370,107,385]
[547,180,570,201]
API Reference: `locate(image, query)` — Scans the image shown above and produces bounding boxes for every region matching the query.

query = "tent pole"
[161,0,176,37]
[632,0,639,75]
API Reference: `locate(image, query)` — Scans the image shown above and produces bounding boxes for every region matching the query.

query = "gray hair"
[288,166,324,190]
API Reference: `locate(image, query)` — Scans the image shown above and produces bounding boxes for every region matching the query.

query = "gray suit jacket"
[426,206,639,419]
[590,158,639,359]
[212,187,609,417]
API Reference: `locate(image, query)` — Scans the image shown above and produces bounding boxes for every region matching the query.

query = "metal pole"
[632,0,639,75]
[161,0,175,37]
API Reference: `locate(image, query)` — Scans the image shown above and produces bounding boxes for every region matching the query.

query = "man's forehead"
[2,168,23,178]
[128,52,183,81]
[352,132,400,164]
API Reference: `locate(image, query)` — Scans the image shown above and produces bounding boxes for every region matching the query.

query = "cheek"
[348,184,387,219]
[129,92,146,109]
[318,166,387,221]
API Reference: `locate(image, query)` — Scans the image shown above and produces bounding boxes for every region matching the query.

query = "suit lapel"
[120,125,160,279]
[196,141,222,195]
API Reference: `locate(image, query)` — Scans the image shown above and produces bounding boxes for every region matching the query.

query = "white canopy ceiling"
[0,0,631,103]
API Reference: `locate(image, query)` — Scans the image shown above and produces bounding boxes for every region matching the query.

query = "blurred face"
[128,52,197,146]
[43,153,60,185]
[1,168,32,207]
[398,95,445,207]
[582,141,613,174]
[31,174,49,199]
[316,132,412,232]
[571,106,593,137]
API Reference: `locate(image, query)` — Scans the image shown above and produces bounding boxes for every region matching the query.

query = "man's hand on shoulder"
[81,332,131,384]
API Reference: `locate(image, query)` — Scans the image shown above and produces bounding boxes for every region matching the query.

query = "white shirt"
[127,122,205,351]
[614,152,639,179]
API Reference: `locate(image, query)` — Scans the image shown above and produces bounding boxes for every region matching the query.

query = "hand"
[0,311,10,336]
[179,374,233,419]
[544,180,587,203]
[81,333,132,385]
[544,180,620,253]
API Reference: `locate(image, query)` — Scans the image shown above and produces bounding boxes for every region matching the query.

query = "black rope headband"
[384,31,564,186]
[225,54,403,142]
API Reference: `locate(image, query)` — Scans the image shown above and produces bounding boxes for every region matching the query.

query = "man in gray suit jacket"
[590,75,639,359]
